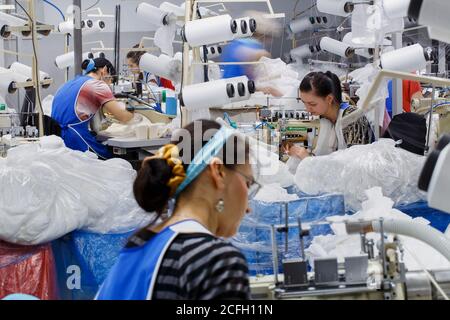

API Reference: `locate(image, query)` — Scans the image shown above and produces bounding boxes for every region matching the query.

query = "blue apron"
[51,75,111,159]
[95,220,212,300]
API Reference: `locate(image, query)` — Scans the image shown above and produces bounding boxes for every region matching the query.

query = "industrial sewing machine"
[0,110,39,157]
[257,108,320,160]
[249,216,450,300]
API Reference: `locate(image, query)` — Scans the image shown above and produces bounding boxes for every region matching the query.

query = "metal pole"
[73,0,82,76]
[28,0,43,137]
[181,0,193,126]
[438,42,446,77]
[65,34,70,82]
[426,85,435,153]
[270,225,279,285]
[391,32,404,117]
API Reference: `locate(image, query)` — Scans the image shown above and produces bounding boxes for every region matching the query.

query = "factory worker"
[283,71,373,161]
[126,45,175,90]
[96,119,258,300]
[51,57,133,159]
[220,10,283,97]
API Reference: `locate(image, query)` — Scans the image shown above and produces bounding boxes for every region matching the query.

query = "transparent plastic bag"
[0,136,150,245]
[294,139,426,212]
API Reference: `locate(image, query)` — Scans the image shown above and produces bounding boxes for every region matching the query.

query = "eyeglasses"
[229,168,262,200]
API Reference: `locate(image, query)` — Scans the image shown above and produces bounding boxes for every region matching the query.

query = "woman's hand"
[282,142,311,160]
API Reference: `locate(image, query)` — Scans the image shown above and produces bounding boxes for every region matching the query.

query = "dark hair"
[126,44,146,65]
[299,71,342,104]
[81,57,116,77]
[133,119,249,217]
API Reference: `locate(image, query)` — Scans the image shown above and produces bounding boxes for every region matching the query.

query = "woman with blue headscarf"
[51,57,133,159]
[96,119,260,300]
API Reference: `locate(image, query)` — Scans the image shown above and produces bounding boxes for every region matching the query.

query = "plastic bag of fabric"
[294,139,426,212]
[305,188,450,271]
[0,241,58,300]
[0,136,151,245]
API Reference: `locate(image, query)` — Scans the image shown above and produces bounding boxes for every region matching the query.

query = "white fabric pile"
[306,187,450,271]
[295,139,426,211]
[254,183,299,202]
[99,113,154,139]
[0,136,152,245]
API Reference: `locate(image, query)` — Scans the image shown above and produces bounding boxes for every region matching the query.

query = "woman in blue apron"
[283,71,373,164]
[51,57,133,159]
[96,120,260,300]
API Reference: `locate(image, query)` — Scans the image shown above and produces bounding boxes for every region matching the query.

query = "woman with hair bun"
[283,71,373,161]
[96,119,260,300]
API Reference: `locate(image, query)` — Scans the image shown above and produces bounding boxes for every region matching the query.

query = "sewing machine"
[249,218,450,300]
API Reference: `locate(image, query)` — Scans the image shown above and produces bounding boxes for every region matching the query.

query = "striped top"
[126,229,251,300]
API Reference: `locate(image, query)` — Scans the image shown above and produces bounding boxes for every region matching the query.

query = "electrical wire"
[14,0,44,133]
[295,2,317,18]
[42,0,65,21]
[86,0,101,12]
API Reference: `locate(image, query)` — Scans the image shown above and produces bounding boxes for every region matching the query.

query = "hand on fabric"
[282,142,310,160]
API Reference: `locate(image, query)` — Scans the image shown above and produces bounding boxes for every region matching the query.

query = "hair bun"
[133,158,172,214]
[81,59,90,70]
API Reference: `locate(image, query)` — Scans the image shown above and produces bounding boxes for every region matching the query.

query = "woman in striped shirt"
[96,119,259,300]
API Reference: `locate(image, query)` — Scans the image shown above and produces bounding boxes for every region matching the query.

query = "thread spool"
[58,20,74,34]
[288,16,328,36]
[159,2,185,17]
[83,20,105,36]
[0,12,30,38]
[0,68,17,94]
[203,45,223,60]
[181,14,237,47]
[319,37,354,58]
[228,76,255,102]
[290,44,317,61]
[180,79,237,110]
[234,17,257,39]
[9,62,51,89]
[94,52,106,59]
[317,0,354,17]
[36,21,51,37]
[137,2,171,27]
[380,44,430,72]
[55,52,93,69]
[139,53,181,82]
[342,33,373,58]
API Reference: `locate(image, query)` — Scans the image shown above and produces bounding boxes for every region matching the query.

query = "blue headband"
[175,126,236,197]
[84,59,96,75]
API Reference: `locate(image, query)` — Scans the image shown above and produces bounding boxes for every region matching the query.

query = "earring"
[215,199,225,213]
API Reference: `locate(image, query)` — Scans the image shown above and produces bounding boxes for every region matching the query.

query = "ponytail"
[325,71,342,104]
